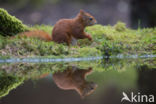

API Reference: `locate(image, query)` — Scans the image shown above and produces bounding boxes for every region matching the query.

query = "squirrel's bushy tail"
[11,30,52,41]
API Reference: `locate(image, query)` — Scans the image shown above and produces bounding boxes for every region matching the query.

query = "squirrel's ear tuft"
[80,9,85,14]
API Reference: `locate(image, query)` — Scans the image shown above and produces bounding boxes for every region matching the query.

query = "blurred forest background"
[0,0,156,28]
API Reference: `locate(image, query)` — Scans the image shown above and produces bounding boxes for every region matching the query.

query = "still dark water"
[0,55,156,104]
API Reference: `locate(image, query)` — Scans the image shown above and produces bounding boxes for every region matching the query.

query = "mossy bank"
[0,8,156,58]
[0,8,28,36]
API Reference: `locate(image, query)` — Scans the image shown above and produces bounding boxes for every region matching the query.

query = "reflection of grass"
[0,63,62,98]
[0,57,155,98]
[0,74,24,98]
[87,59,138,88]
[0,8,156,58]
[88,67,137,89]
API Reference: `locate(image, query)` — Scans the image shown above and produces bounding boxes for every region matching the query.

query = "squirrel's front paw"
[87,34,92,41]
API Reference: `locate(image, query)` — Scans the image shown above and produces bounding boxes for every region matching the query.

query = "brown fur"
[15,10,96,45]
[52,9,97,45]
[18,30,52,41]
[52,66,97,98]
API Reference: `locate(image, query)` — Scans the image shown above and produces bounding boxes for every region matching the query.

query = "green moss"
[0,35,5,48]
[76,47,101,57]
[0,24,155,58]
[114,21,127,32]
[0,75,24,98]
[0,8,28,36]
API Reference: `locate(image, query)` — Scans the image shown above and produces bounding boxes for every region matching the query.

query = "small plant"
[101,41,123,56]
[114,21,127,32]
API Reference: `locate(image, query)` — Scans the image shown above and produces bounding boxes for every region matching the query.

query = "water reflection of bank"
[0,57,155,101]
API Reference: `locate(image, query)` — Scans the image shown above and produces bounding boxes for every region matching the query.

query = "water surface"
[0,55,155,104]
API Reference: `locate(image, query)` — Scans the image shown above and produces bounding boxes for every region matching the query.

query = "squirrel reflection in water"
[53,66,97,98]
[40,66,97,98]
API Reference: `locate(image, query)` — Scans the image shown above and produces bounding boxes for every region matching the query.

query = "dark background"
[0,0,156,28]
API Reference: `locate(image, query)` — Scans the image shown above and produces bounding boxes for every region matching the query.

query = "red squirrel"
[18,10,97,45]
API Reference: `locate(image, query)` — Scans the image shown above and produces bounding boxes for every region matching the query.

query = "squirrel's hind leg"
[71,37,77,46]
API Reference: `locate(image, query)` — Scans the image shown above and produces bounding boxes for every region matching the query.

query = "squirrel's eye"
[89,18,93,21]
[90,87,94,90]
